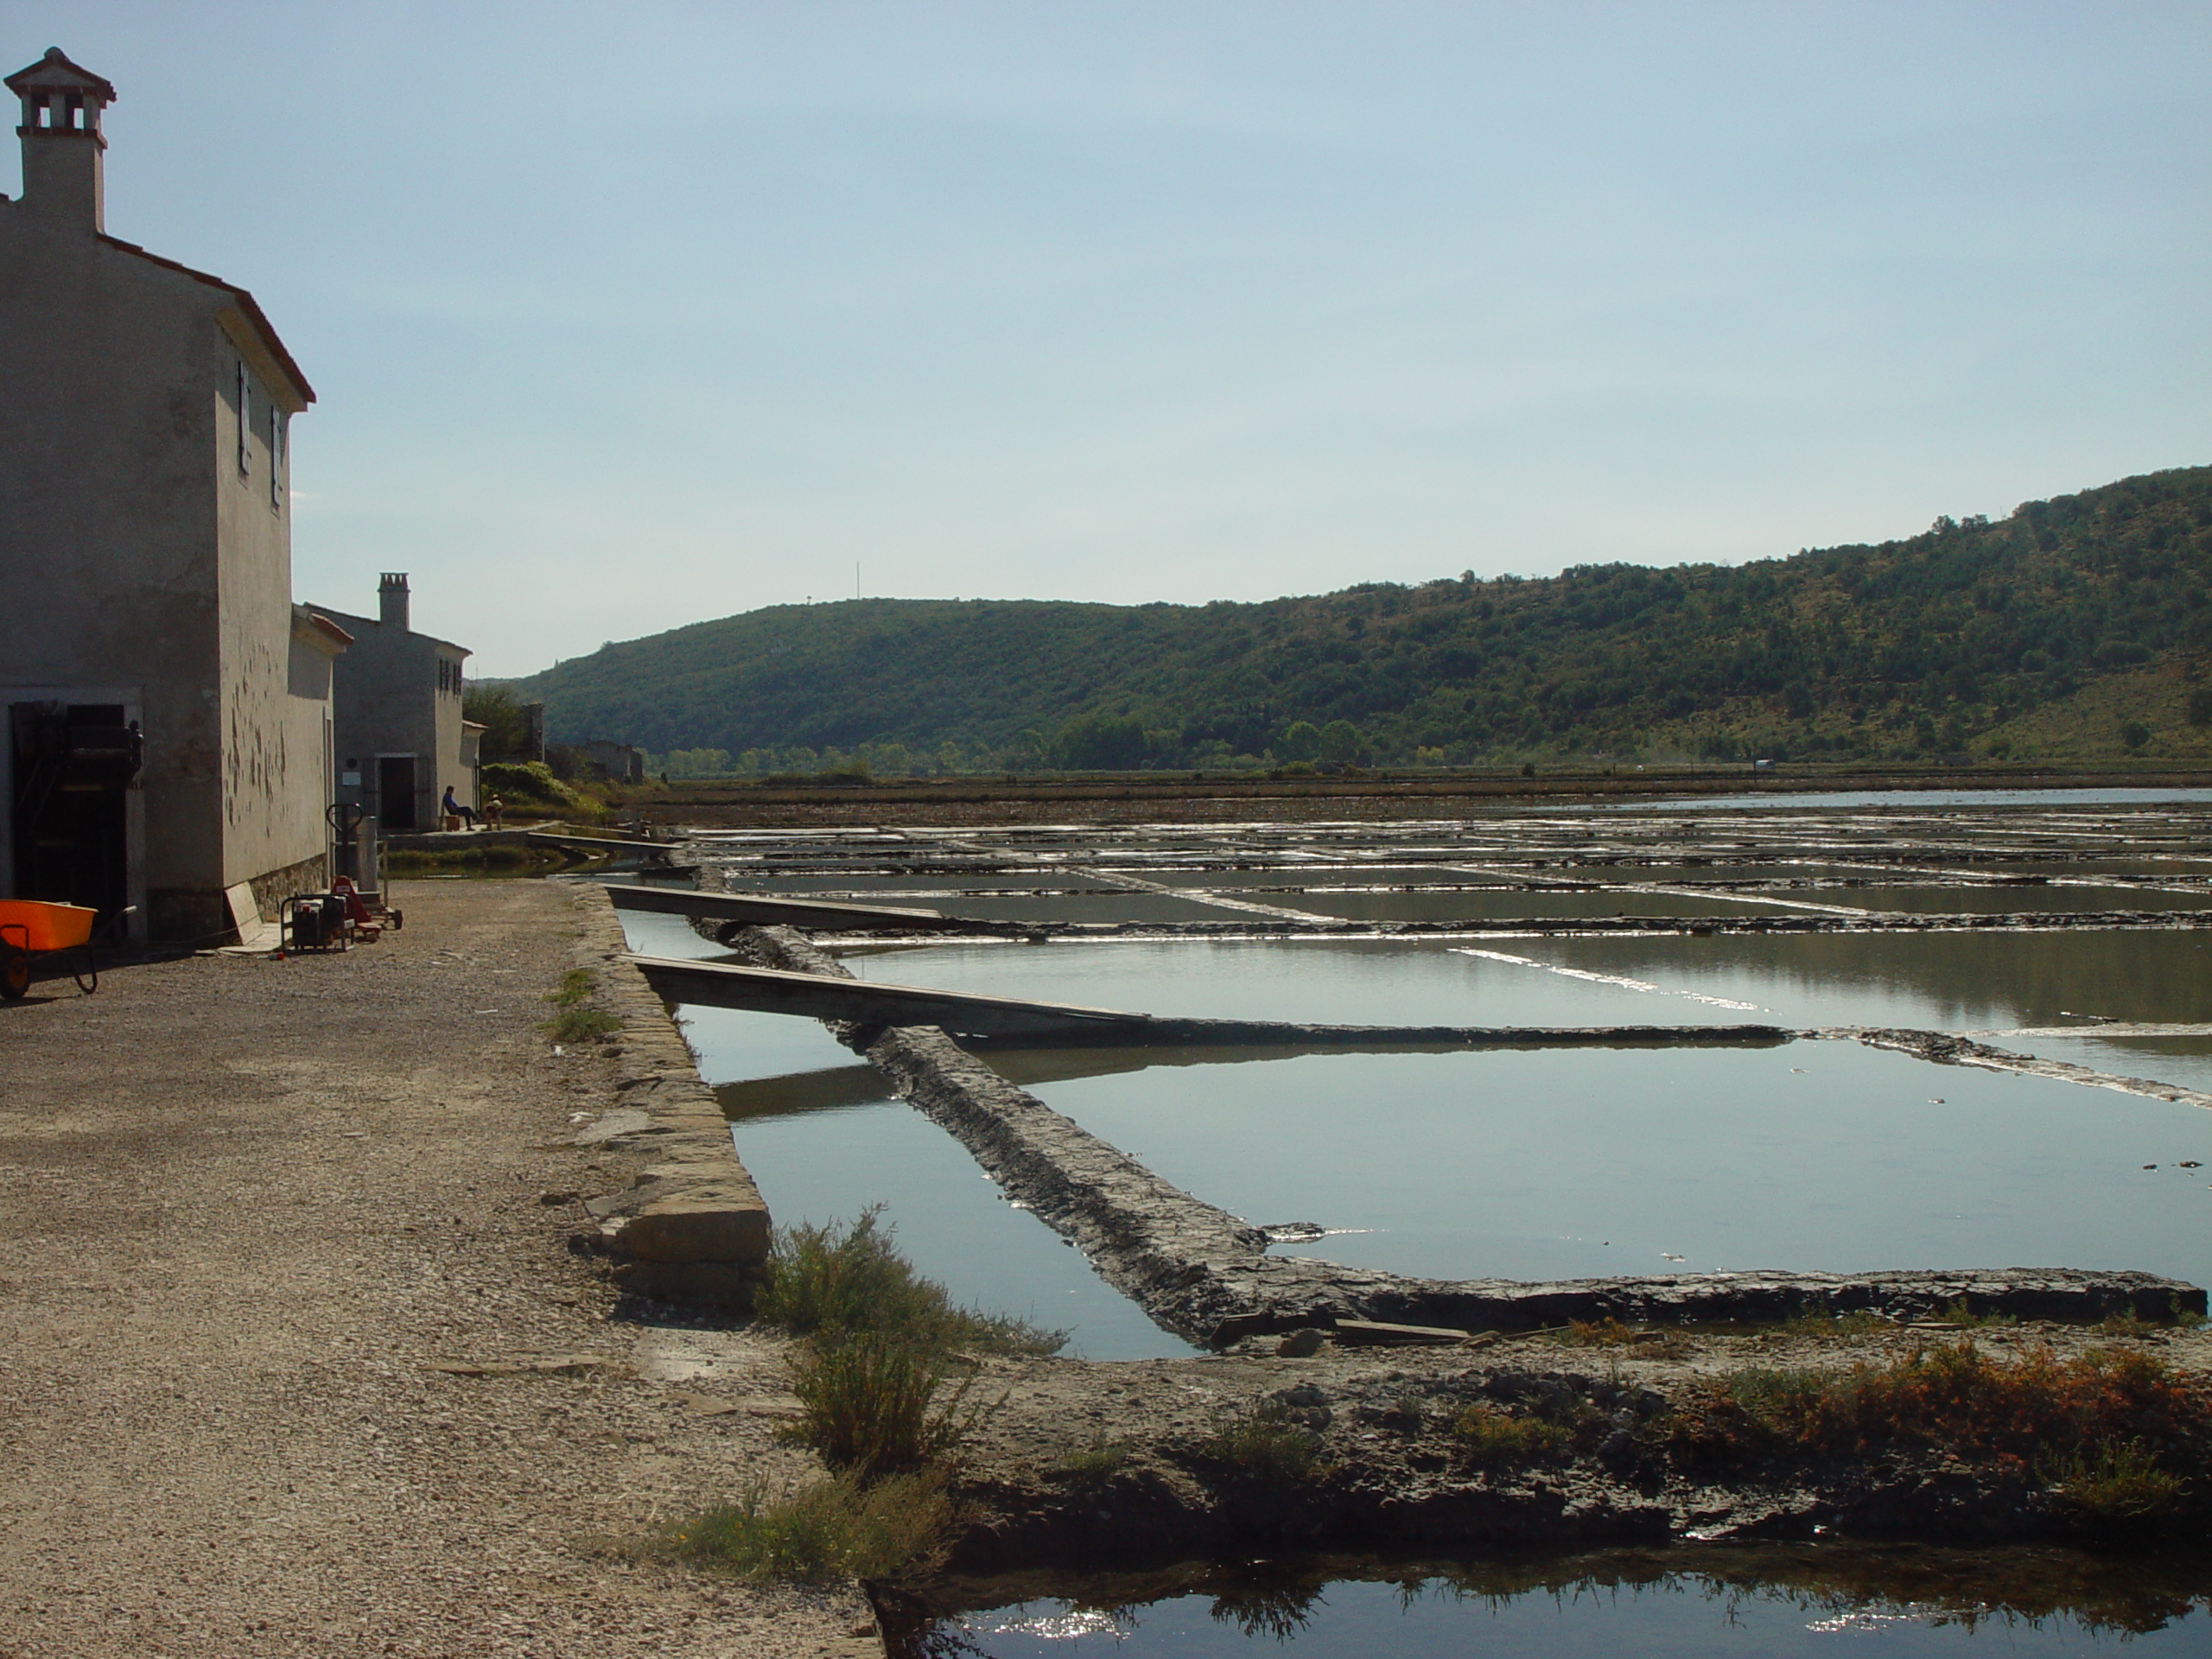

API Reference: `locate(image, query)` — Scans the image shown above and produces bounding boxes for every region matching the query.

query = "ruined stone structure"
[576,740,646,785]
[0,48,337,941]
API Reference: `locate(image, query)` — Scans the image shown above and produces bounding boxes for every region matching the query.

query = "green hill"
[509,465,2212,772]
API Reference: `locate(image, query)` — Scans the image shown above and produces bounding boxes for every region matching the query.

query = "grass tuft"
[1934,1299,2018,1329]
[655,1469,954,1583]
[542,969,623,1044]
[1561,1317,1691,1358]
[1452,1404,1570,1468]
[1762,1310,1892,1342]
[2044,1439,2184,1522]
[550,968,595,1006]
[784,1335,992,1478]
[1058,1435,1131,1481]
[758,1206,1063,1357]
[1197,1401,1324,1482]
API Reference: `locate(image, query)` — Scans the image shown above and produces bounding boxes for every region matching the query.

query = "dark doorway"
[378,754,418,830]
[10,702,138,920]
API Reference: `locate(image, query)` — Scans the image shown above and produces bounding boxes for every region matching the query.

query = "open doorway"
[9,702,140,920]
[377,754,418,831]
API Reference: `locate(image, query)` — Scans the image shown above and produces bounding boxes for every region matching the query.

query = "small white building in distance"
[0,48,342,942]
[315,575,478,833]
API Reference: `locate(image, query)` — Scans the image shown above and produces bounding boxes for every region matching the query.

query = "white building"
[0,48,340,941]
[315,575,477,833]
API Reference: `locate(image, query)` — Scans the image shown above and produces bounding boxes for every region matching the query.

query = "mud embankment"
[921,1324,2212,1577]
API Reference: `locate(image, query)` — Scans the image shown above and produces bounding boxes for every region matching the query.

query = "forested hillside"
[508,465,2212,772]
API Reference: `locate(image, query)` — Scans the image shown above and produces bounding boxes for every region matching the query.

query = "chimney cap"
[378,571,410,588]
[6,48,117,104]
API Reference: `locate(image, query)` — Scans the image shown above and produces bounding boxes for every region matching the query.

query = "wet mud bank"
[919,1324,2212,1580]
[718,923,2202,1345]
[1848,1026,2212,1109]
[855,909,2212,941]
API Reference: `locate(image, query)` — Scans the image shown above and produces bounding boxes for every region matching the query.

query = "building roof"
[5,47,116,102]
[293,607,353,655]
[3,50,312,408]
[93,234,316,408]
[312,605,472,658]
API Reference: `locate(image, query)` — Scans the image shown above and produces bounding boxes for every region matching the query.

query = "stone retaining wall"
[568,883,770,1306]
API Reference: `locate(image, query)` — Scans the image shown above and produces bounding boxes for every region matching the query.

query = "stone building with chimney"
[0,48,340,941]
[315,575,476,832]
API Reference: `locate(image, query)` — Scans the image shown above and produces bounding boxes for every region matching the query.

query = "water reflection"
[874,930,2212,1033]
[895,1544,2212,1656]
[1521,929,2212,1030]
[1012,1044,2212,1285]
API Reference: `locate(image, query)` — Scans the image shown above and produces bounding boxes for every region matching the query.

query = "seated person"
[440,785,481,828]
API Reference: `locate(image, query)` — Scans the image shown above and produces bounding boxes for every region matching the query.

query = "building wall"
[214,336,328,894]
[0,198,322,938]
[321,608,474,827]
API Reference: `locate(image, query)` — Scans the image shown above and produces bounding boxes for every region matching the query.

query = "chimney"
[378,572,410,631]
[6,48,115,233]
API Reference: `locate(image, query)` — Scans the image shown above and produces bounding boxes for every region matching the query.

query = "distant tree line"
[505,465,2212,772]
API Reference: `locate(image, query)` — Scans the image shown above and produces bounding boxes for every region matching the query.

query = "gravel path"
[0,879,873,1659]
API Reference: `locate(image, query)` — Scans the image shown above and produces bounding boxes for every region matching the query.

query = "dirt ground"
[0,878,874,1659]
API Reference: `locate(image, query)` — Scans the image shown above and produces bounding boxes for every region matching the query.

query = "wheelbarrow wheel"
[1,944,29,1001]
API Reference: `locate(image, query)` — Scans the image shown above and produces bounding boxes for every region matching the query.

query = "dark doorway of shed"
[378,754,417,830]
[9,702,135,919]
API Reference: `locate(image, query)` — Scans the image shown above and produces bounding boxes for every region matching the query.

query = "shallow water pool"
[910,1548,2212,1657]
[613,908,1197,1358]
[868,930,2212,1034]
[997,1040,2212,1287]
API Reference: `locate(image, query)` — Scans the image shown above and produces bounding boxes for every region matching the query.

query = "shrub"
[758,1207,1062,1358]
[1198,1401,1324,1482]
[1452,1404,1570,1468]
[785,1334,989,1478]
[1669,1339,2212,1476]
[381,843,555,875]
[480,760,582,809]
[658,1469,953,1583]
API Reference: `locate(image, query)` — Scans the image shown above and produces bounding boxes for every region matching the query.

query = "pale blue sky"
[8,2,2209,674]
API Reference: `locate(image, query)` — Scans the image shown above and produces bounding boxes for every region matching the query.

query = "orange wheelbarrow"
[0,899,121,1000]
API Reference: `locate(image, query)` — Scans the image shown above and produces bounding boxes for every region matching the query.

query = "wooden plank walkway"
[629,955,1150,1038]
[601,882,971,932]
[628,954,1796,1047]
